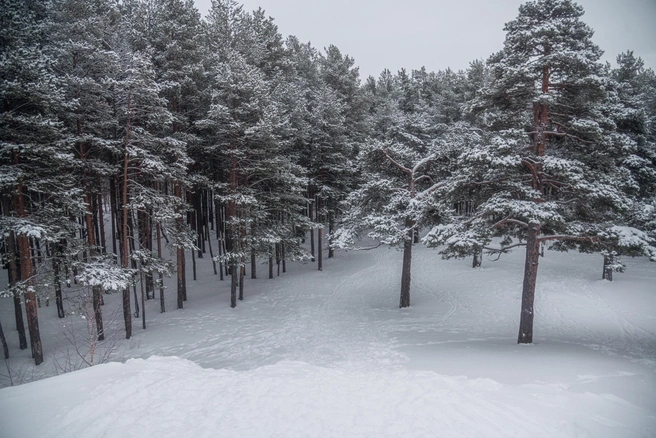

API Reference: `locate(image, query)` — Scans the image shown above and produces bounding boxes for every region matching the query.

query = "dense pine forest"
[1,0,655,371]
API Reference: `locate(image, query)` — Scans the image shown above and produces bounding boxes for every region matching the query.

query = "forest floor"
[0,243,655,437]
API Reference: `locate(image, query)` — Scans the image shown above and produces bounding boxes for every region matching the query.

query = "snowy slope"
[1,244,655,437]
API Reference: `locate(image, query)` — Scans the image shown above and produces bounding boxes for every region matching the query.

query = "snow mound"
[1,355,653,437]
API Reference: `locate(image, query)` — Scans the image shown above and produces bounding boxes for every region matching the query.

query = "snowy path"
[1,244,656,436]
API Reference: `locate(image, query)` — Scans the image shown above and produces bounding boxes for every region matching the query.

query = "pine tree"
[429,0,636,343]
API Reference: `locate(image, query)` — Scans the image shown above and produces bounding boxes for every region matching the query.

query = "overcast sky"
[193,0,656,80]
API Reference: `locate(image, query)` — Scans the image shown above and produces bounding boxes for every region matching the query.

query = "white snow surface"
[1,243,655,437]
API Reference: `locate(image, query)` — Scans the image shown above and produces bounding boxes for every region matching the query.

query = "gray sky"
[194,0,656,79]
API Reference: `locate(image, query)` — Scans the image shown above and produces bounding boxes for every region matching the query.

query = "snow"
[1,243,655,437]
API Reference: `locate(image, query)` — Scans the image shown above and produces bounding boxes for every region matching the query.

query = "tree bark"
[317,198,323,271]
[4,220,28,349]
[0,318,8,359]
[309,200,315,262]
[399,223,413,308]
[472,248,482,268]
[156,222,165,313]
[121,93,132,339]
[518,223,540,344]
[51,242,65,318]
[175,183,185,309]
[328,213,335,259]
[84,192,104,341]
[15,191,43,364]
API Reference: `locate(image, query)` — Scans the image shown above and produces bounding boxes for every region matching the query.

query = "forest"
[1,0,655,372]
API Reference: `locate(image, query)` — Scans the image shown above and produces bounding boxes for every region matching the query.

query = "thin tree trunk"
[175,183,185,309]
[472,248,482,268]
[518,223,540,344]
[84,191,104,341]
[98,194,106,254]
[251,251,256,279]
[156,222,165,313]
[110,177,118,256]
[191,243,197,281]
[230,265,237,308]
[0,318,8,359]
[121,92,132,339]
[140,270,146,329]
[51,242,65,318]
[15,181,43,364]
[5,222,28,349]
[317,198,323,271]
[206,206,217,275]
[399,225,413,309]
[269,253,273,279]
[239,265,244,301]
[328,213,335,259]
[309,201,315,262]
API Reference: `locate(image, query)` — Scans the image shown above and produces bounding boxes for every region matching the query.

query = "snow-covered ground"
[1,244,655,437]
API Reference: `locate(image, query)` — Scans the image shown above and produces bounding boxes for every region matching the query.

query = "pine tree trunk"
[156,222,165,313]
[121,95,132,339]
[317,199,323,271]
[97,194,106,254]
[51,242,65,318]
[4,222,28,349]
[269,253,273,279]
[472,248,482,268]
[309,201,315,262]
[328,214,335,259]
[399,225,413,309]
[518,223,540,344]
[230,265,237,308]
[251,251,256,279]
[84,191,104,341]
[239,265,244,301]
[109,177,118,256]
[0,318,8,359]
[175,183,185,310]
[206,208,217,275]
[16,203,43,364]
[602,253,614,281]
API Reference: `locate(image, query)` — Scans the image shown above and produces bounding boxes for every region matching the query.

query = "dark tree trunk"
[317,198,323,271]
[0,318,8,359]
[97,194,106,254]
[109,177,118,256]
[602,252,614,282]
[309,201,315,262]
[5,223,28,349]
[84,191,104,341]
[156,222,165,313]
[472,248,482,268]
[518,223,540,344]
[251,251,256,279]
[239,265,244,301]
[328,214,335,259]
[206,209,217,275]
[191,241,197,281]
[121,98,132,339]
[399,225,413,309]
[269,253,273,279]
[230,264,237,308]
[51,242,65,318]
[175,183,185,309]
[13,151,43,365]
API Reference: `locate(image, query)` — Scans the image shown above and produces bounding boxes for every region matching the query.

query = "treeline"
[1,0,655,366]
